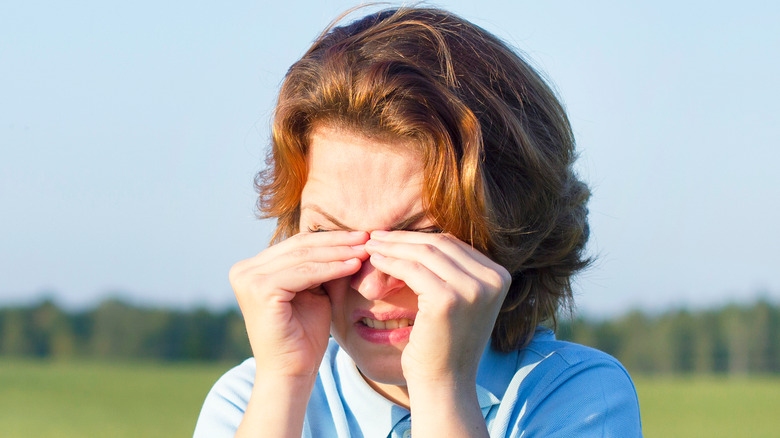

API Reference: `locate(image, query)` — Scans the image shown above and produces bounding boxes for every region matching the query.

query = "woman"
[195,6,642,437]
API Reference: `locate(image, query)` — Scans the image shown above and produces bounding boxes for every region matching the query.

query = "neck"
[360,371,411,409]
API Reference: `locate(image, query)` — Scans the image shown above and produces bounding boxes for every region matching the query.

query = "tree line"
[0,299,251,362]
[1,297,778,374]
[558,300,780,374]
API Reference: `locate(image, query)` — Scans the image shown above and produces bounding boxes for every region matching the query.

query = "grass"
[0,359,229,438]
[634,375,780,437]
[2,359,779,437]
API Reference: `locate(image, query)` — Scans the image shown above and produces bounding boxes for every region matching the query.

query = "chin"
[353,353,406,386]
[334,334,408,386]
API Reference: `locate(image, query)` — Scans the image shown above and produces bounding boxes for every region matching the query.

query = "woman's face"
[299,124,432,394]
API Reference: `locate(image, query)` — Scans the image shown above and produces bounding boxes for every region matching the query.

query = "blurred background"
[1,1,779,436]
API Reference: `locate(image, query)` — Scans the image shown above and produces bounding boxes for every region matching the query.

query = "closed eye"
[411,227,443,234]
[307,226,332,233]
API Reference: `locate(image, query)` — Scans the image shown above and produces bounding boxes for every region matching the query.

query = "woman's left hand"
[364,230,512,386]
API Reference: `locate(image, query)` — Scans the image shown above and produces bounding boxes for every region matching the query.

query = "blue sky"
[2,1,778,317]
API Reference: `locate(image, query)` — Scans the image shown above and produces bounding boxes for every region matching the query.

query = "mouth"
[359,317,415,329]
[353,312,415,344]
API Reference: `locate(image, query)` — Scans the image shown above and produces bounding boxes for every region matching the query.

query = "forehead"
[300,125,426,230]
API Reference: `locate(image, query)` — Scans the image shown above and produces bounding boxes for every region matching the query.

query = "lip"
[352,309,416,345]
[352,309,417,322]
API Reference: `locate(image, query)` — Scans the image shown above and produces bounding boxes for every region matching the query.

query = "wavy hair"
[256,7,591,351]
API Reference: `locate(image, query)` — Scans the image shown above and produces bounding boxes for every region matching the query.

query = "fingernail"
[344,258,360,265]
[365,239,378,247]
[371,253,385,260]
[371,230,389,237]
[350,244,365,250]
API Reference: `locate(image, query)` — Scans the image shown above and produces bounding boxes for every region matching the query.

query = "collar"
[336,348,409,438]
[475,339,523,411]
[335,339,523,438]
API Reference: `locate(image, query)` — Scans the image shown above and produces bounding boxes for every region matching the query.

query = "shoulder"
[523,332,635,388]
[193,342,343,438]
[495,331,643,437]
[193,358,256,437]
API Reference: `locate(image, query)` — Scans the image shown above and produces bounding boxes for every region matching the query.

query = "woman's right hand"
[229,230,369,379]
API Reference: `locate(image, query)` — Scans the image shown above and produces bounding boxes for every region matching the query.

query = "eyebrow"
[300,203,427,231]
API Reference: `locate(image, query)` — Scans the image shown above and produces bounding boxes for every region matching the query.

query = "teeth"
[361,317,414,329]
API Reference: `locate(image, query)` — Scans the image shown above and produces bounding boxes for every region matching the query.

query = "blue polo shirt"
[194,329,642,437]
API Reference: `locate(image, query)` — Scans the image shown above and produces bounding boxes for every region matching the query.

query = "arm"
[365,231,511,437]
[406,376,489,438]
[235,376,316,438]
[198,231,369,437]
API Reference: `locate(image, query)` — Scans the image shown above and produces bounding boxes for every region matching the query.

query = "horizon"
[2,1,779,318]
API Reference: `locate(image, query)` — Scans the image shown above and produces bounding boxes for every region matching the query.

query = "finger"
[268,258,362,294]
[231,243,364,282]
[261,244,369,274]
[368,231,511,297]
[257,230,369,261]
[367,253,454,301]
[371,231,495,266]
[364,238,472,285]
[369,230,501,276]
[370,253,507,316]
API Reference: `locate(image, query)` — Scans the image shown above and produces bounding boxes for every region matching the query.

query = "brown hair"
[256,7,590,351]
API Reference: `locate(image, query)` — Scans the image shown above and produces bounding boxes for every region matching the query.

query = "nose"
[349,258,406,300]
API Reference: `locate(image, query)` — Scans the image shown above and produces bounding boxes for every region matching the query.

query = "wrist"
[236,374,317,438]
[406,373,477,411]
[403,365,477,394]
[254,372,318,397]
[407,377,488,438]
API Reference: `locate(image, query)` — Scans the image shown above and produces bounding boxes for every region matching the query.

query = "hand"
[363,231,511,385]
[229,231,369,378]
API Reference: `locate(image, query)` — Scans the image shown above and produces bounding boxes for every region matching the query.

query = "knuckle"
[228,260,249,285]
[432,233,450,246]
[289,247,310,259]
[408,260,426,273]
[228,262,242,281]
[437,290,460,313]
[469,276,485,293]
[463,277,485,299]
[499,267,513,289]
[231,271,264,298]
[483,264,512,292]
[294,262,318,276]
[422,243,439,255]
[483,270,504,290]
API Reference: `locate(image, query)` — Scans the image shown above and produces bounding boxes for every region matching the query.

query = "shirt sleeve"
[193,359,255,438]
[506,352,643,437]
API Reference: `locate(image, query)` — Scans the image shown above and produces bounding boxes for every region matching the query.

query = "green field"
[635,375,780,437]
[1,360,779,437]
[0,359,227,437]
